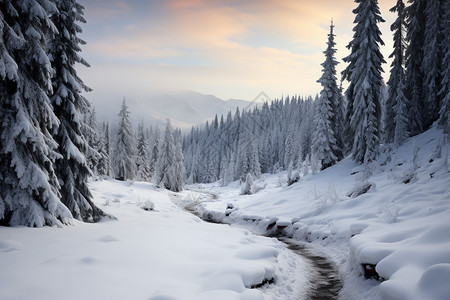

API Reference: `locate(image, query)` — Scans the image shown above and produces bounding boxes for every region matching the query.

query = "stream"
[177,190,343,300]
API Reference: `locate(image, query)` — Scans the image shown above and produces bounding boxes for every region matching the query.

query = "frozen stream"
[177,189,343,300]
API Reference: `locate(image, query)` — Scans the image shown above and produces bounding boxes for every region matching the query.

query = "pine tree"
[235,126,261,181]
[98,122,111,177]
[155,120,184,192]
[438,2,450,133]
[49,0,107,222]
[83,106,102,175]
[312,20,342,169]
[385,0,408,144]
[343,0,385,163]
[405,0,426,135]
[112,98,136,181]
[149,126,160,179]
[421,0,443,128]
[135,120,151,181]
[0,0,72,226]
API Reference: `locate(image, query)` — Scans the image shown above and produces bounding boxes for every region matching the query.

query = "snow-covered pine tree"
[155,119,184,192]
[155,120,184,192]
[112,98,136,181]
[49,0,107,222]
[421,0,443,128]
[438,3,450,133]
[343,0,385,163]
[234,125,261,181]
[83,105,102,175]
[98,121,111,177]
[149,126,160,179]
[0,0,72,226]
[312,20,342,169]
[172,130,185,191]
[135,120,151,181]
[405,0,426,135]
[240,173,253,195]
[385,0,409,145]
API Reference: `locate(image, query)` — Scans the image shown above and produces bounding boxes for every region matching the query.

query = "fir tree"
[154,120,184,192]
[405,0,426,135]
[0,0,72,226]
[149,126,160,179]
[112,98,136,181]
[438,2,450,133]
[135,120,151,181]
[98,122,111,177]
[83,106,102,175]
[343,0,385,163]
[49,0,107,222]
[385,0,408,145]
[312,20,342,169]
[421,0,443,128]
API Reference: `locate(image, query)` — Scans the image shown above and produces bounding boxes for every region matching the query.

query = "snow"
[195,126,450,300]
[1,126,449,299]
[0,179,308,300]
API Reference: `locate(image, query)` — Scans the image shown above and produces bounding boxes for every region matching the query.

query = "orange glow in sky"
[77,0,395,114]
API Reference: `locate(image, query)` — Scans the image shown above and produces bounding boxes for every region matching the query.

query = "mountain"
[127,91,259,130]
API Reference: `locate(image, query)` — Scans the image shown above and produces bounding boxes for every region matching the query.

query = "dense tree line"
[183,0,450,183]
[87,99,185,193]
[183,96,315,184]
[1,0,449,226]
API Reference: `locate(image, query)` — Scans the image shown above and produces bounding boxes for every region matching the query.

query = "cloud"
[78,0,396,105]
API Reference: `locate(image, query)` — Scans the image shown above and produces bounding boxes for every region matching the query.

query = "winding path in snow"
[281,239,342,300]
[179,189,343,299]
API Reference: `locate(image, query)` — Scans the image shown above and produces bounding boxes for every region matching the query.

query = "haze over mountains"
[94,90,261,129]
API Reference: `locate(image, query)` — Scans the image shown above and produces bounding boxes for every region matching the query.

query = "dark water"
[281,239,342,300]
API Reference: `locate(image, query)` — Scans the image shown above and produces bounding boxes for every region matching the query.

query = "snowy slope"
[0,179,308,300]
[195,125,450,300]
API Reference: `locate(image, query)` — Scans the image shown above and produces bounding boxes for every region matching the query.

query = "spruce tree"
[342,0,385,163]
[385,0,409,145]
[0,0,72,226]
[438,3,450,133]
[97,122,111,177]
[421,0,443,128]
[135,120,151,181]
[155,120,184,192]
[112,98,136,181]
[312,20,342,169]
[149,126,160,179]
[49,0,106,222]
[405,0,426,135]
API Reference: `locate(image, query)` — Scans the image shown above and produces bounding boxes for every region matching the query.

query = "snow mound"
[0,179,307,300]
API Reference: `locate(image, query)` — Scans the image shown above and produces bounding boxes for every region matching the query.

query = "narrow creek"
[179,191,343,300]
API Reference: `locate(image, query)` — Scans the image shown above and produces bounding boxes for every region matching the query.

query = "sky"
[77,0,395,113]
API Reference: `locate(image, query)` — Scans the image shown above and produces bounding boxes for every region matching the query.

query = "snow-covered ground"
[193,126,450,300]
[1,126,449,300]
[0,180,308,300]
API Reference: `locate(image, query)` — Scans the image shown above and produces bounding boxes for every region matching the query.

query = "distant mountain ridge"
[128,90,258,129]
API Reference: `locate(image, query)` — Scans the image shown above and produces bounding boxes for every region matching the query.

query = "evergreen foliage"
[312,20,343,169]
[385,0,409,145]
[183,97,315,184]
[342,0,385,163]
[49,0,106,222]
[112,98,136,181]
[135,120,151,181]
[404,0,426,135]
[155,120,184,192]
[0,0,73,226]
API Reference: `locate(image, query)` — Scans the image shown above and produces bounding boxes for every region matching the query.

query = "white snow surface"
[196,126,450,300]
[0,179,308,300]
